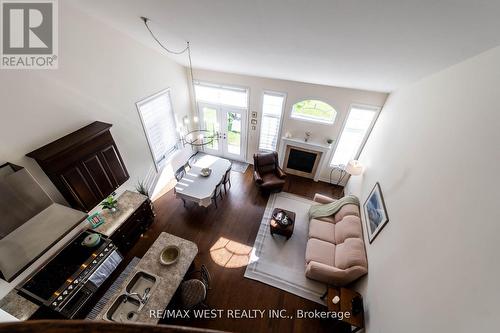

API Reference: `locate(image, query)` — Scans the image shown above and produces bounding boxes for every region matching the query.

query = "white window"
[330,105,380,166]
[194,82,248,108]
[291,99,337,124]
[259,92,286,151]
[136,89,179,171]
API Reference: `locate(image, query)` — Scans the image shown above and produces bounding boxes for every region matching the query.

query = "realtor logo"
[1,0,58,69]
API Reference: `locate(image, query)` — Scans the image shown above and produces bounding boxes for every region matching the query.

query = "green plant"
[100,195,118,210]
[136,180,150,198]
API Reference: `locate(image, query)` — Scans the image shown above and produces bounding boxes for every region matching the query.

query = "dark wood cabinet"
[27,122,129,212]
[92,191,155,253]
[110,199,155,252]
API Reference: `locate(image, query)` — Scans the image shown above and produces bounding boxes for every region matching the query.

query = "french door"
[199,102,247,161]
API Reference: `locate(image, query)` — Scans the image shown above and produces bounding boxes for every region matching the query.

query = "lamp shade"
[345,160,364,176]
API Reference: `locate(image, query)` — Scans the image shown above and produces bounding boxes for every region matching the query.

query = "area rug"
[85,257,140,320]
[230,160,249,173]
[244,192,326,305]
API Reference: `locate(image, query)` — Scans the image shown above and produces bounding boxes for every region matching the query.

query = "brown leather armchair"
[253,152,286,192]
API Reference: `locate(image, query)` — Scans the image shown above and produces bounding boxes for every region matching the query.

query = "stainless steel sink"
[104,271,159,322]
[105,295,141,323]
[126,271,157,296]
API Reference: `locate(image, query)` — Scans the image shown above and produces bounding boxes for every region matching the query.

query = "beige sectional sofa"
[305,193,368,286]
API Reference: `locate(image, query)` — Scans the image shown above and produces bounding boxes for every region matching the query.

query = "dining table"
[174,155,231,207]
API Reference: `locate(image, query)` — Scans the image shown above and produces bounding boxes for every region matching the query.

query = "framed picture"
[363,182,389,243]
[251,111,258,118]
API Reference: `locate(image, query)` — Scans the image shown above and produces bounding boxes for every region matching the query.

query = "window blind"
[194,82,248,108]
[259,93,285,151]
[331,106,379,166]
[137,89,179,171]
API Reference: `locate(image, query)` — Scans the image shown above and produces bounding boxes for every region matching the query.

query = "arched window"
[291,99,337,124]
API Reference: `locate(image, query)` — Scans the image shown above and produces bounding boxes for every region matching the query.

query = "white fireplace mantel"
[278,137,332,181]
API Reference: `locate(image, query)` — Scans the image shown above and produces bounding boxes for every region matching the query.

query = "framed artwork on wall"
[363,182,389,243]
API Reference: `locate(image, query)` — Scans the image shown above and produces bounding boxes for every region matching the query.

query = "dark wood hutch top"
[27,121,112,161]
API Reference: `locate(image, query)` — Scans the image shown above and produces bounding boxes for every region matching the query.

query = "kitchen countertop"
[0,290,39,321]
[92,190,148,237]
[95,232,198,324]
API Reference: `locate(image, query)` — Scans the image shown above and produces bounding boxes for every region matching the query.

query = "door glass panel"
[227,112,241,155]
[202,106,219,150]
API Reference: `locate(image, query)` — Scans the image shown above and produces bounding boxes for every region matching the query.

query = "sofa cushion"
[315,215,336,224]
[260,174,286,190]
[305,238,335,266]
[259,163,275,174]
[262,173,284,184]
[334,204,360,223]
[256,153,277,174]
[309,219,336,243]
[334,238,367,270]
[334,215,363,244]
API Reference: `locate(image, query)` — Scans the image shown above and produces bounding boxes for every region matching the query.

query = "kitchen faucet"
[124,287,151,310]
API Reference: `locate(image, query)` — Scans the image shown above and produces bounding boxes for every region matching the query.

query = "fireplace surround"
[278,137,332,181]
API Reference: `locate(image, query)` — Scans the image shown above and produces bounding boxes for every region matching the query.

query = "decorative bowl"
[160,245,180,265]
[200,168,212,177]
[81,233,101,247]
[273,210,291,227]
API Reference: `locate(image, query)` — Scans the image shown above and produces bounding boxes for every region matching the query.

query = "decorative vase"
[110,207,117,213]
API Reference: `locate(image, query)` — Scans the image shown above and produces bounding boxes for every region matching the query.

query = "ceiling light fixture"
[140,16,196,115]
[141,16,213,147]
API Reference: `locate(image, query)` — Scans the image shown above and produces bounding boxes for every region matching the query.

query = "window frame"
[136,88,180,172]
[258,90,287,152]
[194,81,250,161]
[330,103,381,167]
[289,98,338,125]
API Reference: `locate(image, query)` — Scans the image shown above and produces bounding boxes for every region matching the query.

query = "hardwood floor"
[123,168,344,333]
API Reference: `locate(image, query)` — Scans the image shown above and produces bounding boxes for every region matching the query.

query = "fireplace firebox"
[283,145,322,179]
[286,149,317,173]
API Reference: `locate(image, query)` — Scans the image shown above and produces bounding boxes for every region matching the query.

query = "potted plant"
[100,195,118,213]
[136,180,150,198]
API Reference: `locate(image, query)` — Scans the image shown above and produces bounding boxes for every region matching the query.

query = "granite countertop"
[0,290,39,321]
[93,190,148,237]
[95,232,198,324]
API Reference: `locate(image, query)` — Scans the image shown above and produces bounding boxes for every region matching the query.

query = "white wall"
[346,46,500,332]
[0,1,193,204]
[192,69,387,182]
[0,2,193,296]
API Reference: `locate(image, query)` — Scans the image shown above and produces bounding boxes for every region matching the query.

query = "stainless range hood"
[0,163,87,282]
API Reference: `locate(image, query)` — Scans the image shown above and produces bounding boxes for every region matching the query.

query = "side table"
[326,287,364,332]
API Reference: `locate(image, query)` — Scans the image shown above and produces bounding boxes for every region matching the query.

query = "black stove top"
[21,230,109,302]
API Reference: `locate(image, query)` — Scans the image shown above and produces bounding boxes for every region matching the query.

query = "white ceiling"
[68,0,500,92]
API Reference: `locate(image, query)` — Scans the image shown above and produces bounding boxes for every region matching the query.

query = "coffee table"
[270,208,295,240]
